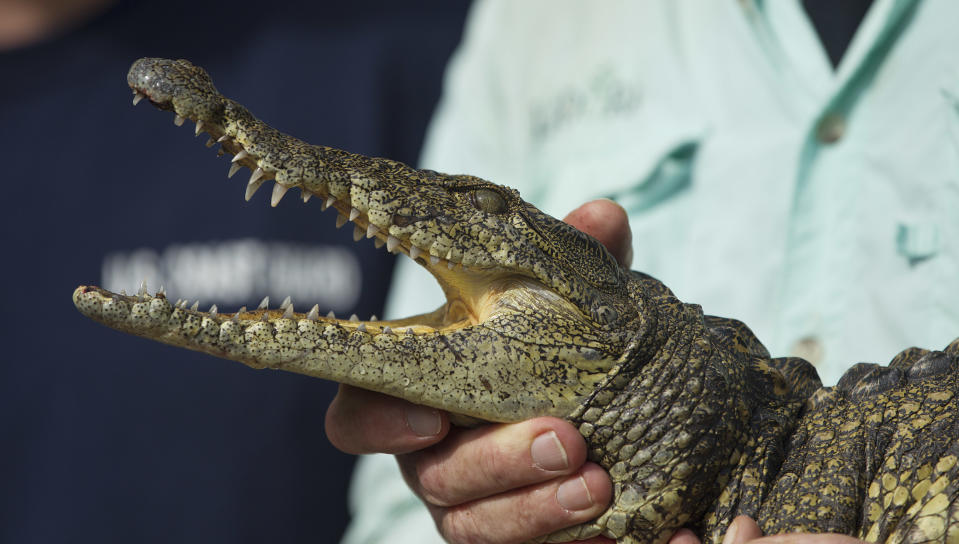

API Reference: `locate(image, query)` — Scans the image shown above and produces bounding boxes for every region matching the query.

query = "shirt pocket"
[525,109,703,217]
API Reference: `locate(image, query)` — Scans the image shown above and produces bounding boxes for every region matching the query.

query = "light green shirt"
[344,1,959,542]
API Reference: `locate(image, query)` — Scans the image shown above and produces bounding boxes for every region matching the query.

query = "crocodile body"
[73,59,959,543]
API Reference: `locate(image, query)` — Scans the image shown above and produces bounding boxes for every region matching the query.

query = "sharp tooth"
[406,328,415,336]
[138,279,148,298]
[217,135,230,143]
[307,304,319,321]
[174,114,186,126]
[190,301,199,311]
[349,208,360,221]
[327,310,336,319]
[301,190,312,203]
[386,236,400,253]
[335,214,347,228]
[374,238,385,249]
[228,163,242,178]
[237,306,247,314]
[409,246,422,260]
[178,299,187,309]
[283,304,294,319]
[174,298,183,307]
[157,285,166,296]
[120,289,127,296]
[245,179,265,201]
[349,314,359,322]
[430,255,440,266]
[366,224,379,238]
[370,315,378,322]
[323,196,337,211]
[353,224,364,242]
[382,326,392,335]
[280,296,292,309]
[205,137,216,147]
[257,296,270,310]
[260,312,270,322]
[231,313,240,323]
[448,261,455,270]
[249,167,265,185]
[445,249,455,260]
[194,120,205,136]
[209,304,218,317]
[271,183,289,207]
[133,91,146,105]
[232,150,250,163]
[357,323,367,332]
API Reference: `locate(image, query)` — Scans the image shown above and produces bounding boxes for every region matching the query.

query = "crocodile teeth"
[335,214,348,228]
[406,328,415,336]
[382,326,392,335]
[257,296,270,310]
[208,304,218,317]
[194,120,205,136]
[447,261,456,270]
[174,114,186,126]
[231,313,240,323]
[349,208,360,221]
[260,312,269,322]
[157,285,166,296]
[132,91,146,105]
[245,179,265,201]
[306,304,319,321]
[366,224,379,238]
[374,238,385,249]
[237,306,247,314]
[301,190,312,203]
[271,183,289,207]
[327,310,336,319]
[356,323,367,332]
[322,196,336,211]
[409,246,422,260]
[250,167,266,184]
[279,296,292,309]
[353,225,365,242]
[430,255,440,266]
[228,163,242,178]
[190,300,199,311]
[232,150,250,163]
[217,135,230,143]
[282,304,294,319]
[138,279,148,298]
[370,315,378,322]
[386,235,400,253]
[349,314,359,322]
[205,137,216,147]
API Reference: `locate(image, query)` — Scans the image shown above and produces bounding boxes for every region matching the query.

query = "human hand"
[325,199,631,544]
[667,516,868,544]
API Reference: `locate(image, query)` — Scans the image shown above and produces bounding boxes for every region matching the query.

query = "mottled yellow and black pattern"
[74,59,958,544]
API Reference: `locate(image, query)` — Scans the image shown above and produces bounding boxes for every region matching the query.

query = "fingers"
[397,417,613,544]
[723,516,764,544]
[400,417,587,505]
[433,463,611,544]
[325,384,449,454]
[562,199,633,268]
[670,528,703,544]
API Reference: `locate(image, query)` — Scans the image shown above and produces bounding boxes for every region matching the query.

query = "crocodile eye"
[472,188,508,214]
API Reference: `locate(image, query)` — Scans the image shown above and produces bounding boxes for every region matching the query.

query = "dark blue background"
[0,1,468,541]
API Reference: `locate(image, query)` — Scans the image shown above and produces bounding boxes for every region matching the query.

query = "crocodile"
[73,58,959,544]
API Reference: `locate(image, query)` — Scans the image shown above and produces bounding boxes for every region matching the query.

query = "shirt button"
[790,335,825,366]
[816,113,845,144]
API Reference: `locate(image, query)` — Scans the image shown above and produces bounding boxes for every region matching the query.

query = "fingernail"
[531,431,569,472]
[405,406,441,437]
[556,475,593,511]
[722,517,739,544]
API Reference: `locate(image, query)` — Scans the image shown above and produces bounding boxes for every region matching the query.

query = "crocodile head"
[74,58,648,424]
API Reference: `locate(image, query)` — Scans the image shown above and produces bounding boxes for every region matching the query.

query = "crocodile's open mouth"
[76,84,551,339]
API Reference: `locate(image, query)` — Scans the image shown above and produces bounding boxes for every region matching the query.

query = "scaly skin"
[73,58,959,543]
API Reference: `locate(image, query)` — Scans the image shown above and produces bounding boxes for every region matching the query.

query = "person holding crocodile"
[329,1,959,543]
